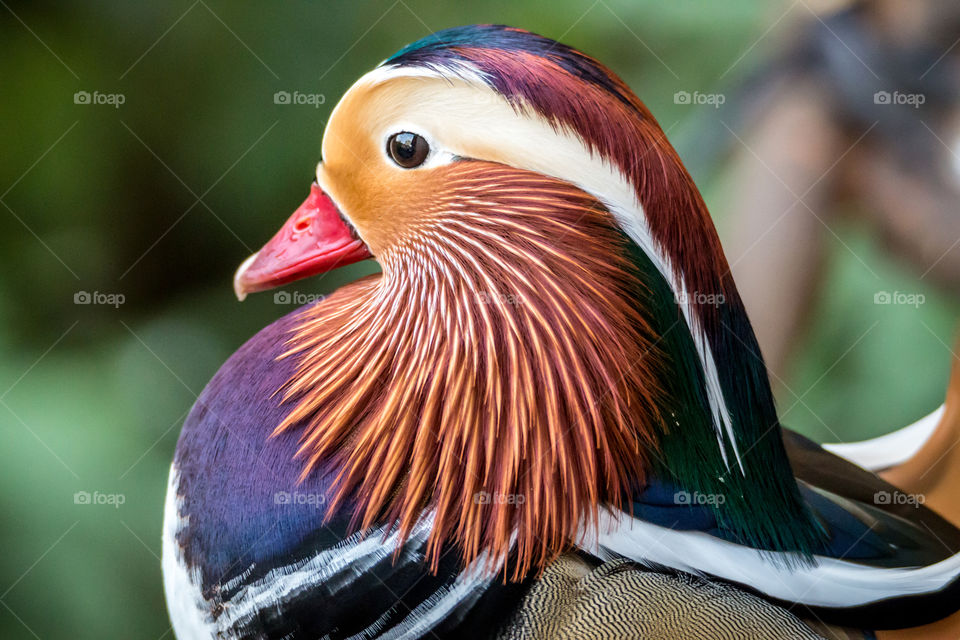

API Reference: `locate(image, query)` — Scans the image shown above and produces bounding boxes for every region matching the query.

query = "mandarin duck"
[162,25,960,640]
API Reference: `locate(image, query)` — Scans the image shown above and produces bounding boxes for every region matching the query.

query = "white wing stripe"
[588,509,960,608]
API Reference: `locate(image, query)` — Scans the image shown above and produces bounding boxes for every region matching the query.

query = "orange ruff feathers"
[275,164,666,578]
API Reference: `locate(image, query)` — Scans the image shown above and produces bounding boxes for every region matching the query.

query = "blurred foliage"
[0,1,956,638]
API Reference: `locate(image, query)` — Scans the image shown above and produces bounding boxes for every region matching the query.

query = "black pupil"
[389,132,427,167]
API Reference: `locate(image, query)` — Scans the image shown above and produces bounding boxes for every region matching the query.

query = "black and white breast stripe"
[163,468,525,640]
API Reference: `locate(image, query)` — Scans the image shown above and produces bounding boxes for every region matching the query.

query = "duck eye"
[387,132,429,168]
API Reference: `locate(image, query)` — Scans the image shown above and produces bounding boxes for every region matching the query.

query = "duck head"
[232,25,818,578]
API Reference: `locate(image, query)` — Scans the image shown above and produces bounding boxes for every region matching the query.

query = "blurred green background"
[1,1,956,638]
